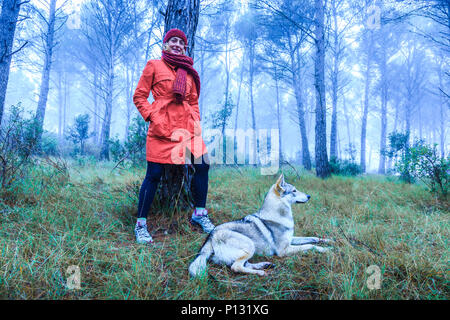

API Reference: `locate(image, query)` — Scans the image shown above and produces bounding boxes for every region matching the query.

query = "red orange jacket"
[133,59,207,164]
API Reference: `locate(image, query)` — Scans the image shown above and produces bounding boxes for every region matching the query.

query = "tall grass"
[0,161,448,299]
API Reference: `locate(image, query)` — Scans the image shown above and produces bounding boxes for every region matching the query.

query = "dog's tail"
[189,235,214,278]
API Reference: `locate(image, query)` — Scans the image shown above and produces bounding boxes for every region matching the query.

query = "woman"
[133,28,214,244]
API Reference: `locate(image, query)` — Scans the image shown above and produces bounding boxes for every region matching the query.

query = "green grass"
[0,160,448,299]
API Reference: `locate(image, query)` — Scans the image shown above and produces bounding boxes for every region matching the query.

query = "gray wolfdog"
[189,174,333,277]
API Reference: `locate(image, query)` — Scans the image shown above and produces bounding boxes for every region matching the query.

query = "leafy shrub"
[408,141,449,197]
[40,131,59,156]
[66,113,93,155]
[109,115,147,165]
[124,115,147,164]
[384,132,414,183]
[0,104,39,189]
[330,156,362,176]
[109,134,126,162]
[385,131,449,197]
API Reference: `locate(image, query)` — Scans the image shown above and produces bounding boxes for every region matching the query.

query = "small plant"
[66,113,93,156]
[109,115,147,165]
[385,132,449,197]
[409,141,449,197]
[109,134,126,162]
[0,104,39,189]
[384,132,414,183]
[330,156,362,176]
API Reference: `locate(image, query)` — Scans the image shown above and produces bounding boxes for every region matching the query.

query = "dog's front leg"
[291,237,333,246]
[279,244,330,257]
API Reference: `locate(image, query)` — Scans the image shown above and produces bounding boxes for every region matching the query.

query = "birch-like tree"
[33,0,67,142]
[0,0,30,127]
[81,0,136,160]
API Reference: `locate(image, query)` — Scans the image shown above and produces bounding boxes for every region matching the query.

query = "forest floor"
[0,159,448,299]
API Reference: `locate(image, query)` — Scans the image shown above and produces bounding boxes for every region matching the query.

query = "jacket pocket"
[148,101,169,139]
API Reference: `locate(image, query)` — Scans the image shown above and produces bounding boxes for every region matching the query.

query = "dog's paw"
[319,238,335,244]
[315,246,332,253]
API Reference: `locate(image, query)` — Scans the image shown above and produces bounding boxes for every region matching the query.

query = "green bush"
[108,115,147,165]
[66,113,93,156]
[40,132,59,156]
[409,141,449,197]
[330,156,362,176]
[385,132,449,197]
[384,132,414,183]
[109,134,126,162]
[0,104,39,189]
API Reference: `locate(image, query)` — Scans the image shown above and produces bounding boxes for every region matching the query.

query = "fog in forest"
[1,0,448,173]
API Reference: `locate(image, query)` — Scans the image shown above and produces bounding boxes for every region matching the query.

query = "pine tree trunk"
[57,71,63,143]
[274,67,283,164]
[329,0,339,160]
[378,42,388,174]
[154,0,200,212]
[0,0,23,127]
[438,64,446,158]
[330,75,338,160]
[234,62,244,163]
[35,0,57,142]
[314,0,330,179]
[164,0,199,59]
[293,77,311,170]
[100,54,114,160]
[361,32,373,173]
[289,38,311,170]
[343,97,352,151]
[93,64,99,144]
[249,41,258,164]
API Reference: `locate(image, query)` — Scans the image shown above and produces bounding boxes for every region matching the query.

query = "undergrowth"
[0,161,448,299]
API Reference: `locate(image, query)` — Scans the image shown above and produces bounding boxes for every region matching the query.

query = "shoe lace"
[136,225,151,239]
[198,215,215,229]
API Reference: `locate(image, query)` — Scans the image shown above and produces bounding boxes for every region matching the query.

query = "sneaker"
[135,225,153,244]
[190,210,215,234]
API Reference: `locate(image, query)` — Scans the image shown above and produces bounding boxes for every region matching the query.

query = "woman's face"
[166,36,185,55]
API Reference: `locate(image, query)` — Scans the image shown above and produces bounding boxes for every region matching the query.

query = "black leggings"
[137,154,210,218]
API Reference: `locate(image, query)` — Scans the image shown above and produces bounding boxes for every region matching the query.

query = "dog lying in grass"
[189,174,333,277]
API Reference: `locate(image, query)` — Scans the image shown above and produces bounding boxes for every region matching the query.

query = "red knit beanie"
[163,28,188,46]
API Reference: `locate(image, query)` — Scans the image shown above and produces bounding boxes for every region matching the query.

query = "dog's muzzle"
[296,194,311,203]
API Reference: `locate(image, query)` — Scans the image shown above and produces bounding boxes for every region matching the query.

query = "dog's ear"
[276,173,285,186]
[274,174,285,196]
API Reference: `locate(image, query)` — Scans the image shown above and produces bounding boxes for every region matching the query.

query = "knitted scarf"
[162,50,201,104]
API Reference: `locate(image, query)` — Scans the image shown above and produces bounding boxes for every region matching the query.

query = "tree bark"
[329,0,340,160]
[288,36,311,170]
[0,0,25,127]
[100,50,114,160]
[378,39,388,174]
[274,66,283,164]
[360,31,373,173]
[248,38,258,164]
[35,0,57,142]
[314,0,330,178]
[164,0,199,59]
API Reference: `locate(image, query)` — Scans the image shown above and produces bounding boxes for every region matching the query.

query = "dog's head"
[272,174,310,204]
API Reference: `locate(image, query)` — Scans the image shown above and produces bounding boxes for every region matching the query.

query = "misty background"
[1,0,449,173]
